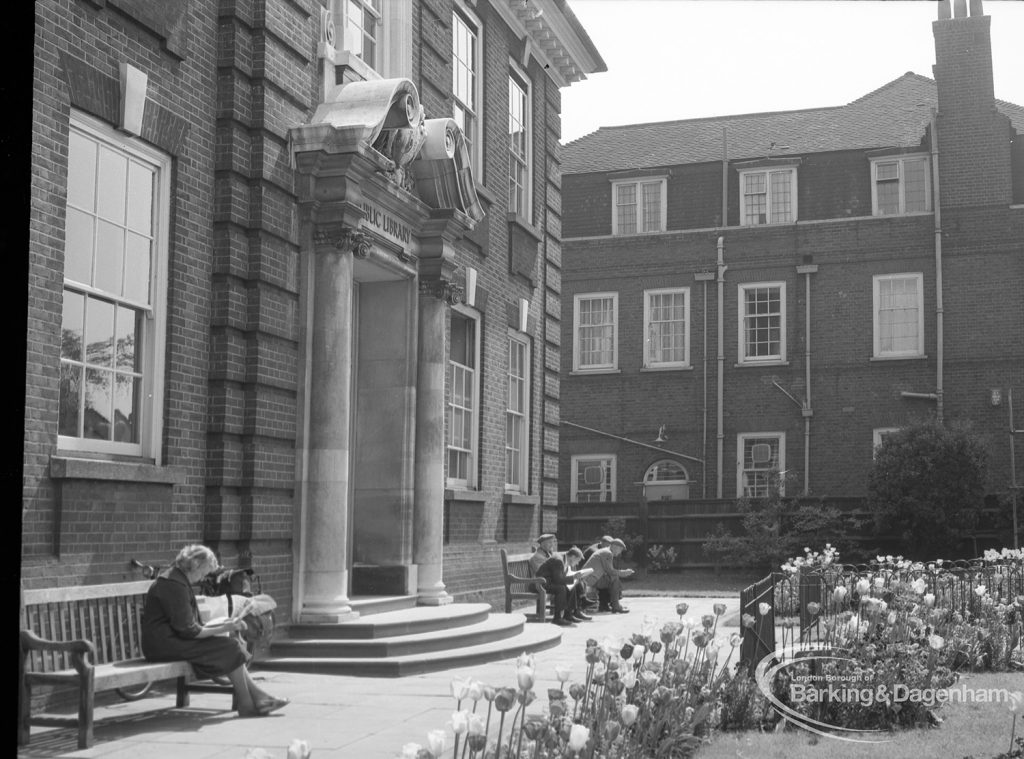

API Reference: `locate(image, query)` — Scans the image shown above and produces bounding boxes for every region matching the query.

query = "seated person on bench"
[536,546,592,626]
[141,544,289,718]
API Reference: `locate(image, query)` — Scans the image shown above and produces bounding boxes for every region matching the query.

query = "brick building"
[559,0,1023,517]
[22,0,604,620]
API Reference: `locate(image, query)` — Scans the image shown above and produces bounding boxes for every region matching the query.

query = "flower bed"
[398,548,1023,758]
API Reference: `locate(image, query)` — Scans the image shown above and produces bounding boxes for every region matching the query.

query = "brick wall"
[560,207,1024,502]
[25,0,220,584]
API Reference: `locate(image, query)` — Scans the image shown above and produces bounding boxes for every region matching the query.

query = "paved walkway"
[18,595,740,759]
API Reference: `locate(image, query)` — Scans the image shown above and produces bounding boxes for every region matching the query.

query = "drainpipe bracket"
[694,271,715,281]
[801,407,813,418]
[796,264,818,274]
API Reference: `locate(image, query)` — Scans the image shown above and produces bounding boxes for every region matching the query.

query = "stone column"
[413,277,459,606]
[298,228,362,623]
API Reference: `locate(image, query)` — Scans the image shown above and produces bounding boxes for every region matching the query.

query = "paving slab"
[18,595,740,759]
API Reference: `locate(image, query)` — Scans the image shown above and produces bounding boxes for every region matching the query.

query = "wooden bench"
[499,549,548,622]
[19,580,227,749]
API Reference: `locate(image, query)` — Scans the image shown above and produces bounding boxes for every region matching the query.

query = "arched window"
[642,460,690,500]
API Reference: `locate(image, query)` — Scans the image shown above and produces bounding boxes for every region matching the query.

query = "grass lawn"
[624,568,759,597]
[697,672,1023,759]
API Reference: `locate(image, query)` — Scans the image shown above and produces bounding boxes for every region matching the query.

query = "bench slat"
[22,581,154,605]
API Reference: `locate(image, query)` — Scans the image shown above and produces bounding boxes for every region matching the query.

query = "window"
[571,455,616,502]
[871,156,930,216]
[737,434,785,498]
[612,178,666,234]
[873,427,901,457]
[452,5,480,173]
[506,334,530,492]
[508,67,530,218]
[644,288,689,368]
[873,273,924,358]
[739,167,796,225]
[339,0,382,69]
[573,293,618,372]
[447,309,480,487]
[738,282,786,364]
[59,112,170,460]
[643,459,690,500]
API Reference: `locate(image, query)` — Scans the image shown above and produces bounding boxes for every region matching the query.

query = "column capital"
[314,222,373,258]
[419,277,464,305]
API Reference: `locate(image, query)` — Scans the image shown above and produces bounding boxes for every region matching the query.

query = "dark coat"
[141,566,247,678]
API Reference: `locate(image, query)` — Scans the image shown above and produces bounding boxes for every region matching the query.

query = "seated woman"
[141,544,288,717]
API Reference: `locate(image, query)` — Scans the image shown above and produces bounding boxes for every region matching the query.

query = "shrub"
[702,473,864,572]
[600,516,644,563]
[647,544,678,573]
[868,419,988,559]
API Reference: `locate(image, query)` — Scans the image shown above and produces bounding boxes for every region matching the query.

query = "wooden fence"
[556,498,1013,570]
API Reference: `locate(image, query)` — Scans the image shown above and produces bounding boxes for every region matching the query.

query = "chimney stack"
[933,0,1012,208]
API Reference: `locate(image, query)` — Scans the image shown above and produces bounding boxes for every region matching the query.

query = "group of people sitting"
[529,533,634,626]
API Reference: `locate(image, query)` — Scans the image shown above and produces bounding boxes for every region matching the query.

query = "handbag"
[197,567,260,616]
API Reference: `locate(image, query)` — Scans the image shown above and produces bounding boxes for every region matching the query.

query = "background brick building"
[559,0,1023,525]
[22,0,604,618]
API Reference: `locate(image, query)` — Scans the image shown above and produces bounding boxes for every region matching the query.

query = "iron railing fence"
[739,553,1024,674]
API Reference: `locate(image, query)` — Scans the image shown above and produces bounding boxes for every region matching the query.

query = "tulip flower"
[468,679,484,701]
[806,601,820,616]
[604,719,621,742]
[450,677,471,701]
[621,703,639,726]
[975,584,988,597]
[911,578,927,595]
[517,664,535,691]
[873,576,885,589]
[426,729,446,756]
[741,613,755,628]
[713,602,727,616]
[649,640,662,654]
[758,602,771,616]
[467,713,486,736]
[676,601,689,616]
[568,683,585,700]
[467,734,487,752]
[922,592,936,608]
[929,634,945,650]
[400,743,422,759]
[450,710,469,735]
[287,739,312,759]
[620,643,634,660]
[856,578,870,595]
[555,665,571,683]
[701,614,714,629]
[620,669,637,688]
[833,586,848,603]
[639,670,659,686]
[568,724,590,751]
[729,632,741,647]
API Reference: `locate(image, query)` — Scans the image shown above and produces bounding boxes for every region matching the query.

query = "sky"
[560,0,1024,144]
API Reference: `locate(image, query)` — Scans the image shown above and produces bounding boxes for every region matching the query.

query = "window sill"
[734,360,789,368]
[50,455,186,484]
[502,493,538,506]
[870,354,927,362]
[507,213,543,242]
[570,368,621,376]
[445,488,488,503]
[475,182,497,205]
[641,365,692,372]
[334,51,382,83]
[610,229,667,238]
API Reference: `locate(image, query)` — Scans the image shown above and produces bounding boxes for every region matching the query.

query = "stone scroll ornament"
[410,118,485,222]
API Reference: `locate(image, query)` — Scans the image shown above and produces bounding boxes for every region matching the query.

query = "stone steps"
[262,600,562,677]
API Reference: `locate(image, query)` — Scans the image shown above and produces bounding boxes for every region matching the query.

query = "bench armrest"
[506,573,547,591]
[20,629,96,676]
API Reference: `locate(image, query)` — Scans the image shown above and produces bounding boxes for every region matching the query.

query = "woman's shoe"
[256,697,291,715]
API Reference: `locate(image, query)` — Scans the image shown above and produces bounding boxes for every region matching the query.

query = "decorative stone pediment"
[297,79,483,225]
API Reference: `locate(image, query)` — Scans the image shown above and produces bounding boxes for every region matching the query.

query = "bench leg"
[176,676,190,708]
[505,591,513,614]
[536,591,547,622]
[18,667,30,746]
[77,669,95,749]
